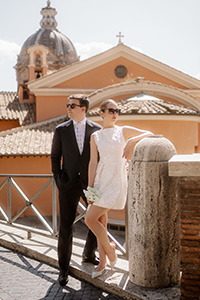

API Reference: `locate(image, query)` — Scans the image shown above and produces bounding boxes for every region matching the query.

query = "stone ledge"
[0,222,180,300]
[168,154,200,177]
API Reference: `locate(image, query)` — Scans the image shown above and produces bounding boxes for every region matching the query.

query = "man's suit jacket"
[51,118,101,191]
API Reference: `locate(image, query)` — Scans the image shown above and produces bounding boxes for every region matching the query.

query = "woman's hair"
[100,99,118,112]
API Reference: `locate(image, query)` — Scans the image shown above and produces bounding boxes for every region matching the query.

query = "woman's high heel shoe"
[92,267,106,279]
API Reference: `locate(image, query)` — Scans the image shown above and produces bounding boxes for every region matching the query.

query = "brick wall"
[179,177,200,300]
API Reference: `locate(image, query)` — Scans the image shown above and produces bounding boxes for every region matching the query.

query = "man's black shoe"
[82,254,99,265]
[58,271,69,286]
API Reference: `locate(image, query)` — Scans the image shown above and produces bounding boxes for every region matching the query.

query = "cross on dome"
[116,32,124,44]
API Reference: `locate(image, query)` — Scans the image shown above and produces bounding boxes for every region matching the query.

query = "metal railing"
[0,174,58,236]
[0,174,126,255]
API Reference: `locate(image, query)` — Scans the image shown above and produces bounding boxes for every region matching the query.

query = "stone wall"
[169,154,200,300]
[179,177,200,300]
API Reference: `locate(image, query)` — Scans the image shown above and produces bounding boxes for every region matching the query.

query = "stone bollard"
[128,136,180,288]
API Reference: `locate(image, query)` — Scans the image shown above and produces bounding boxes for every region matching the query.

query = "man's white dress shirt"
[73,118,86,154]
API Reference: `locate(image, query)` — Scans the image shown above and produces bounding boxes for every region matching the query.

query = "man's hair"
[68,94,90,112]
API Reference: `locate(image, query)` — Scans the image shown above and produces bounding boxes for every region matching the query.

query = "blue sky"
[1,0,200,91]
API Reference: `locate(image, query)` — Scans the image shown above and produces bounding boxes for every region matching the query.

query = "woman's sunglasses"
[103,108,121,115]
[66,103,82,109]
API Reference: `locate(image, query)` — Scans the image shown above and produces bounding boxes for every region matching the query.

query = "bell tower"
[27,45,49,82]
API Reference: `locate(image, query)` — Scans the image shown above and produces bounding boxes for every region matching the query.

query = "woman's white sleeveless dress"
[93,125,127,210]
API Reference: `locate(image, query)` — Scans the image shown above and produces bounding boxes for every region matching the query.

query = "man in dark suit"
[51,94,101,286]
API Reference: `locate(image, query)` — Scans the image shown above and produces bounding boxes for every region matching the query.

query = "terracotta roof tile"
[0,115,67,156]
[88,94,200,116]
[0,91,35,125]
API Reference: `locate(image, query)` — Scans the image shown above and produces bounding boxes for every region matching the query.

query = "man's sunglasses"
[66,103,82,109]
[103,108,121,115]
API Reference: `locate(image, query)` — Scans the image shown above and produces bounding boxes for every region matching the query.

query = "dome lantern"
[40,0,58,30]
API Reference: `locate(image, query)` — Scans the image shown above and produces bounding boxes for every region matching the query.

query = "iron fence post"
[7,177,11,223]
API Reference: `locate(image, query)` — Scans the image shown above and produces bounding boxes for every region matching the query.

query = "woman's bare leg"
[95,213,107,271]
[85,205,116,263]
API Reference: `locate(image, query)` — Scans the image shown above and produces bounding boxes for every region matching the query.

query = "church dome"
[16,1,79,70]
[21,30,78,62]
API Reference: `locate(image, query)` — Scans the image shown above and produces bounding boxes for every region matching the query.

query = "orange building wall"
[120,119,199,155]
[95,118,199,155]
[36,95,68,122]
[0,120,20,132]
[128,119,198,154]
[0,156,56,219]
[34,53,196,123]
[35,92,188,123]
[55,57,187,90]
[35,56,192,122]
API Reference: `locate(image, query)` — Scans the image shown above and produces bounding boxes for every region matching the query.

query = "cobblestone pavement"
[0,246,123,300]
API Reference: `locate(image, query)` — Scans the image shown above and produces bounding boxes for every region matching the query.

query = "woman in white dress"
[85,99,153,278]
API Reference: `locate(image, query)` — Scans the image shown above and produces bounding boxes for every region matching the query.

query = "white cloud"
[74,42,113,60]
[0,39,20,60]
[74,41,144,61]
[130,45,144,53]
[0,39,143,64]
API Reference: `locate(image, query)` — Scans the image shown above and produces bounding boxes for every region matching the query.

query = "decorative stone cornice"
[88,79,200,110]
[30,88,95,96]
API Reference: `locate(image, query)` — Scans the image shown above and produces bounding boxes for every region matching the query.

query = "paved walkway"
[0,221,180,300]
[0,246,121,300]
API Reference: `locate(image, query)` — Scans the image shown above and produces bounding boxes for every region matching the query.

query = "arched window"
[23,81,29,100]
[35,54,41,67]
[35,71,42,79]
